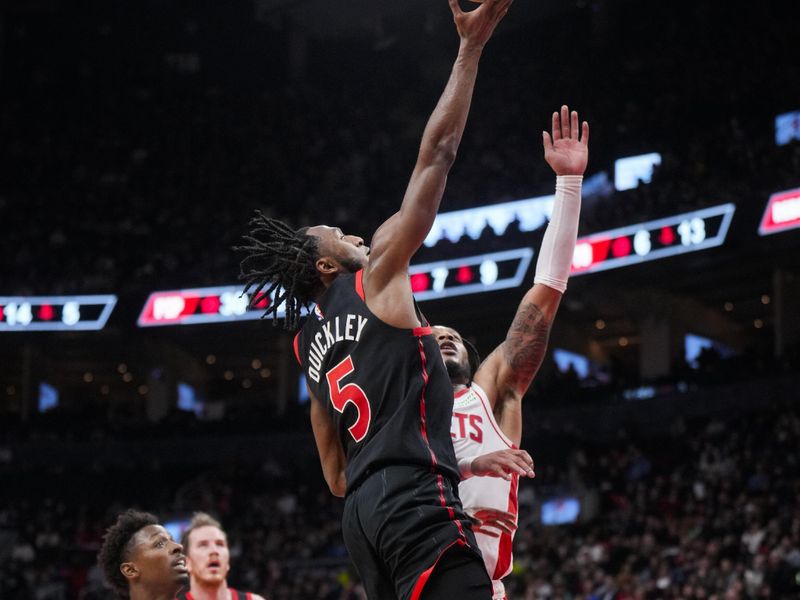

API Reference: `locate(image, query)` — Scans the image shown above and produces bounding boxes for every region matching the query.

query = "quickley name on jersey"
[305,313,369,383]
[294,270,459,493]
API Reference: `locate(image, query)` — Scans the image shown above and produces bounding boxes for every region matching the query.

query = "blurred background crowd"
[1,0,799,598]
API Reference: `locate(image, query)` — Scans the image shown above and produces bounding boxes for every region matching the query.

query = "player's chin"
[176,571,191,585]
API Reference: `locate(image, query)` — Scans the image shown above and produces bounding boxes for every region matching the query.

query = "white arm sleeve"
[533,175,582,294]
[457,456,477,480]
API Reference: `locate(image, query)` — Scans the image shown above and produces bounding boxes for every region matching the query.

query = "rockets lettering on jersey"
[451,412,483,443]
[305,313,369,382]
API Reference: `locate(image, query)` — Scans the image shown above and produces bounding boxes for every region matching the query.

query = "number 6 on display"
[325,355,372,443]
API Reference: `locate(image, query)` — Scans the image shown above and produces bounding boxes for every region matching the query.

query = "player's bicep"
[476,284,561,403]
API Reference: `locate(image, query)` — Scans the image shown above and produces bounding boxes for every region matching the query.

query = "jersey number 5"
[326,355,371,443]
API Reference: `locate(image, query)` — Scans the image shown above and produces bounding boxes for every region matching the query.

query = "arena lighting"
[758,187,800,236]
[775,110,800,146]
[614,152,662,191]
[0,294,117,331]
[570,203,735,275]
[423,194,554,248]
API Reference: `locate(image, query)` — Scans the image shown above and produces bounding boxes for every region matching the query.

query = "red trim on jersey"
[417,339,467,546]
[355,269,365,301]
[454,387,470,399]
[413,325,432,336]
[415,338,438,468]
[492,473,519,580]
[410,538,467,600]
[473,385,515,449]
[293,332,302,365]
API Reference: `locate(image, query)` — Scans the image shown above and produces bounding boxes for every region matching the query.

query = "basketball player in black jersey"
[176,512,266,600]
[238,2,526,598]
[98,509,189,600]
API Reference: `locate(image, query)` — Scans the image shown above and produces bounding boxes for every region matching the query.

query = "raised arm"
[473,106,589,443]
[364,0,512,327]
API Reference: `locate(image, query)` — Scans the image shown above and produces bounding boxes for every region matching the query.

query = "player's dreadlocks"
[237,211,323,330]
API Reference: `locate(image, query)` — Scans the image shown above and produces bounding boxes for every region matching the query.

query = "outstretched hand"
[543,105,590,176]
[449,0,513,50]
[471,448,535,481]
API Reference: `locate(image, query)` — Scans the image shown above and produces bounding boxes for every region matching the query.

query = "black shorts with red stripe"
[343,465,491,600]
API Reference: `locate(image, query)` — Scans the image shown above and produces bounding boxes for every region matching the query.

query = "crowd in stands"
[1,386,798,599]
[2,2,800,599]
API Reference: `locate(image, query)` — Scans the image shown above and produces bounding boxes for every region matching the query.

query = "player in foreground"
[438,104,589,599]
[238,1,525,597]
[98,509,189,600]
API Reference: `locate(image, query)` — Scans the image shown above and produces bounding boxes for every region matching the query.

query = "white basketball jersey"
[451,383,518,598]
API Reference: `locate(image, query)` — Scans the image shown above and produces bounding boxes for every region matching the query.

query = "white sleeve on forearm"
[458,456,476,480]
[533,175,582,294]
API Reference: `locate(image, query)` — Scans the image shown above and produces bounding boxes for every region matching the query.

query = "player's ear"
[316,256,339,276]
[120,561,139,582]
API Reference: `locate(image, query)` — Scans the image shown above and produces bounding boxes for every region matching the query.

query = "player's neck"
[130,586,177,600]
[190,580,230,600]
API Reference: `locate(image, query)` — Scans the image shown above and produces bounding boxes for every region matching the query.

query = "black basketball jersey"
[294,270,459,493]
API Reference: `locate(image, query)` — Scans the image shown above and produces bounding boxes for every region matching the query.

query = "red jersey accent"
[410,538,467,600]
[293,332,302,365]
[415,337,438,468]
[474,384,515,449]
[493,472,519,579]
[355,269,365,300]
[413,325,432,336]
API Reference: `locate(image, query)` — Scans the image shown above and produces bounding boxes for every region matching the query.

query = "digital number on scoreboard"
[0,295,117,331]
[409,247,534,301]
[570,203,735,276]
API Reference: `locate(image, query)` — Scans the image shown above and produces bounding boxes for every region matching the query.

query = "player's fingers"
[474,526,500,539]
[571,110,579,140]
[560,105,570,139]
[448,0,463,18]
[512,455,535,477]
[491,521,515,535]
[542,131,553,152]
[492,0,513,19]
[581,120,590,145]
[513,449,534,468]
[551,111,561,141]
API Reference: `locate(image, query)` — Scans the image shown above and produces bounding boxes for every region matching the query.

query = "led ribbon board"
[424,194,554,248]
[758,187,800,236]
[409,248,534,301]
[0,295,117,331]
[138,286,298,327]
[570,203,735,276]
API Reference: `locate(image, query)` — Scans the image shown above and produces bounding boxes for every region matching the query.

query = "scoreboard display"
[134,202,740,327]
[570,204,735,275]
[137,248,534,327]
[759,187,800,236]
[409,248,534,301]
[137,286,283,327]
[0,295,117,331]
